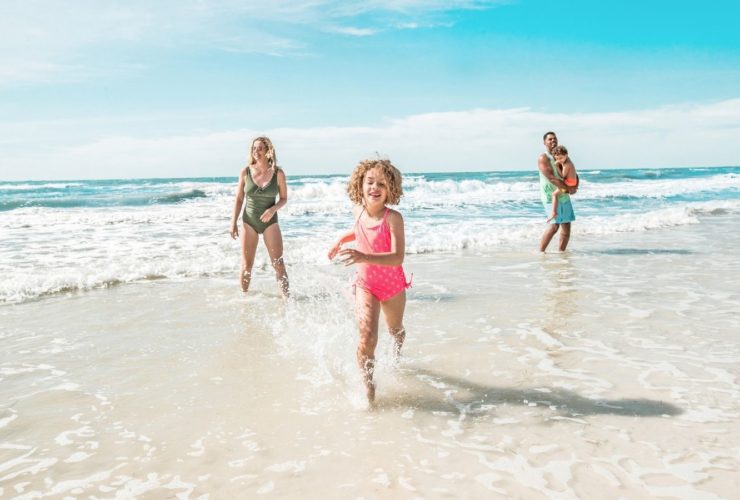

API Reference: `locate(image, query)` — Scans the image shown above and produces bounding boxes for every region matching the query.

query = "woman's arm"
[260,169,288,223]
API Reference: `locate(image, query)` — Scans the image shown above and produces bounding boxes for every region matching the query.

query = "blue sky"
[1,0,739,180]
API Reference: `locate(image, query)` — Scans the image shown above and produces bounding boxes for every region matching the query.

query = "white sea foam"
[2,169,739,304]
[284,172,740,210]
[576,172,740,200]
[0,182,84,191]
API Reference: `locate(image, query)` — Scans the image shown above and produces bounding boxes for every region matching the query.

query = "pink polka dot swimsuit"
[354,207,411,301]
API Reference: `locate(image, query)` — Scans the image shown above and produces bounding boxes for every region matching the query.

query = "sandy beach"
[4,0,740,496]
[2,210,739,498]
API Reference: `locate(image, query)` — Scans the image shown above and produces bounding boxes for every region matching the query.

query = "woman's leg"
[380,290,406,359]
[355,286,380,403]
[263,223,289,297]
[240,224,259,292]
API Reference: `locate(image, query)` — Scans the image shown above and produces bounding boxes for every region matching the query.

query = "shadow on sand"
[376,367,682,419]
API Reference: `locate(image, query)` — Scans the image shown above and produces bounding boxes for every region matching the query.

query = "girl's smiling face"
[362,167,389,206]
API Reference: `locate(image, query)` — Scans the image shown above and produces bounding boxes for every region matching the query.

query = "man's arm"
[538,153,568,189]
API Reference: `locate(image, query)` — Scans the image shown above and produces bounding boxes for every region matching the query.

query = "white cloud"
[211,33,307,56]
[329,0,502,16]
[2,99,739,180]
[0,61,85,86]
[325,26,379,36]
[0,0,502,86]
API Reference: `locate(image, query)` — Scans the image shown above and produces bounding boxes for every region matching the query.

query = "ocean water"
[2,167,740,497]
[2,166,739,305]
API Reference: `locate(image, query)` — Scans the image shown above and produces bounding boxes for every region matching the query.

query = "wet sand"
[1,215,739,498]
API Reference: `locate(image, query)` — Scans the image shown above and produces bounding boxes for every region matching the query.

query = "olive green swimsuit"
[242,167,279,234]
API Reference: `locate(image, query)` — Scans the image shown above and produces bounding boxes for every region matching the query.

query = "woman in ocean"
[328,158,411,404]
[229,136,289,296]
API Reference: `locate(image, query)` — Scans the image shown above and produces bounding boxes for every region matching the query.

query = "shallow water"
[2,213,739,497]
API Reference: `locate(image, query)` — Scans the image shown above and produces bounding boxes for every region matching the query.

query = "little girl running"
[328,158,411,405]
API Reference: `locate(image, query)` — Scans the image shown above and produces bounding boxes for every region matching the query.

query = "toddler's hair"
[552,145,569,156]
[347,158,403,205]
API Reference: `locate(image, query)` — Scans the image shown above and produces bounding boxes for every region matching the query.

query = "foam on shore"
[1,215,739,497]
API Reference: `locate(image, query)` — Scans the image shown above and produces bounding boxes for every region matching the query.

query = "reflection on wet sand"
[539,253,580,341]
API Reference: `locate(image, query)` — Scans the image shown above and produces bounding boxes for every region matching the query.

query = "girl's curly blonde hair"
[347,158,403,206]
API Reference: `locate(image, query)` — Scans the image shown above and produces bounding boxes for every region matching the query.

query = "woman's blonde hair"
[347,158,403,205]
[248,136,278,170]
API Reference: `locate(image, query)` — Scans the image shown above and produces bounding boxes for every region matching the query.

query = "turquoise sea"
[2,166,739,304]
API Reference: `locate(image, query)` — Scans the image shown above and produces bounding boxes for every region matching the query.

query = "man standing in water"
[538,131,576,252]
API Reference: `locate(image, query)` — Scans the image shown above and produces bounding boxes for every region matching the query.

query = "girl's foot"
[390,327,406,363]
[365,379,376,405]
[362,358,376,405]
[278,276,290,298]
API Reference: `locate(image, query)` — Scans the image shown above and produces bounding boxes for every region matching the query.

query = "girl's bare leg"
[381,290,406,360]
[263,223,289,297]
[355,286,380,404]
[240,224,259,292]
